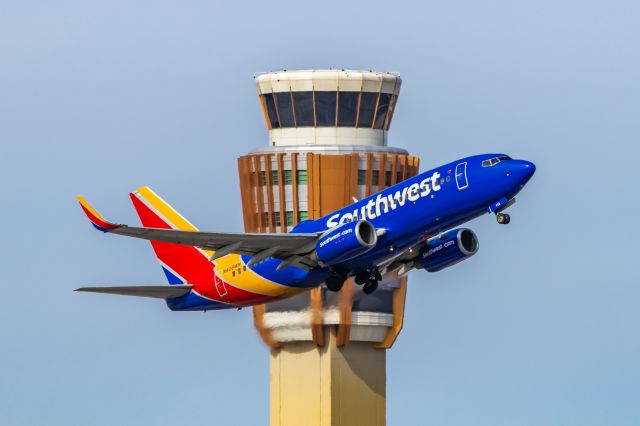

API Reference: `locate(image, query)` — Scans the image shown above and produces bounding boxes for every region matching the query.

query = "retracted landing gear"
[496,212,511,225]
[354,267,381,294]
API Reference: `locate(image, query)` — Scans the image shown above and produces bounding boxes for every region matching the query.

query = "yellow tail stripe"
[134,186,198,232]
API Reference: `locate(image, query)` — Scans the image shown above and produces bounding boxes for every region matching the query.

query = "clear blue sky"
[1,1,638,425]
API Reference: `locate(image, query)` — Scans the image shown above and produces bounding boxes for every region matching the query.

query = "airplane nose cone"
[522,160,536,180]
[510,160,536,185]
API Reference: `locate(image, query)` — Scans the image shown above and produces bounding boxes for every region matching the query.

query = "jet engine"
[315,220,377,266]
[417,228,479,272]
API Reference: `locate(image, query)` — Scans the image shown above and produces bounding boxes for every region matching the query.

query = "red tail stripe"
[130,194,270,304]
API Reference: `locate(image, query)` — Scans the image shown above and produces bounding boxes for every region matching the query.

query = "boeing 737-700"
[77,154,535,310]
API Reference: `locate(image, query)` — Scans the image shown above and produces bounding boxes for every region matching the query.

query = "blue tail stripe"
[162,266,184,285]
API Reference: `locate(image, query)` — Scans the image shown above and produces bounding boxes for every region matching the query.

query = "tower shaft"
[237,69,420,425]
[270,330,386,426]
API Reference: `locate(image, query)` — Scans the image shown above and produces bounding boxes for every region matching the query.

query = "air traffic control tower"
[237,70,420,426]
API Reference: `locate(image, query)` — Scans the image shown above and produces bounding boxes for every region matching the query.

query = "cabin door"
[455,162,469,190]
[214,272,228,297]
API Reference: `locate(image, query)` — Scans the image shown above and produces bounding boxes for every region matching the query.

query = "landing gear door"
[455,162,469,190]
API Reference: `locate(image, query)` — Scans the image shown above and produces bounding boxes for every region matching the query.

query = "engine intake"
[316,220,377,266]
[417,228,479,272]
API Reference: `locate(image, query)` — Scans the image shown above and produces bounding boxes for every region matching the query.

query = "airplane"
[77,153,535,311]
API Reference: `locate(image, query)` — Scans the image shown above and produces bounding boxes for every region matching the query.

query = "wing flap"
[75,285,193,299]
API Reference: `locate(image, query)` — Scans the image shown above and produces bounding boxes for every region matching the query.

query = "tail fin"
[129,186,215,286]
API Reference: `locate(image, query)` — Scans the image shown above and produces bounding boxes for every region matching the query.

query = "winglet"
[77,195,122,232]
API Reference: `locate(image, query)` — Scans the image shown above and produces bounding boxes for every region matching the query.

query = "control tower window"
[263,94,280,129]
[293,92,315,127]
[284,170,293,185]
[373,93,391,130]
[285,211,294,226]
[384,95,398,130]
[357,92,378,128]
[275,92,295,127]
[357,170,366,185]
[262,90,397,130]
[315,91,337,126]
[338,92,359,127]
[372,170,379,185]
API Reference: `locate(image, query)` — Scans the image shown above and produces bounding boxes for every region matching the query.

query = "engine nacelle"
[316,220,377,266]
[417,228,479,272]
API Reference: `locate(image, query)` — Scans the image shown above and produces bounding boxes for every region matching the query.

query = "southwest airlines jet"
[77,154,535,310]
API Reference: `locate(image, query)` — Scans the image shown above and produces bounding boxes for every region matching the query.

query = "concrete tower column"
[237,70,420,426]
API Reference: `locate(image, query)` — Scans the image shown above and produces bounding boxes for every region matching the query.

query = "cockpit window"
[482,156,512,167]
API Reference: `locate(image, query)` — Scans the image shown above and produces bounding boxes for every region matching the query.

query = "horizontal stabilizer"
[75,285,192,299]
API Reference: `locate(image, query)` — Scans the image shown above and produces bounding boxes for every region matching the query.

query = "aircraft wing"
[76,284,193,299]
[377,232,458,276]
[377,238,430,276]
[78,196,320,269]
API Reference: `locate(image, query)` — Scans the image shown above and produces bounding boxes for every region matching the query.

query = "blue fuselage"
[239,153,536,291]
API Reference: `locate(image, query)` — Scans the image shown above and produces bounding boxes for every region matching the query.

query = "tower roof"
[255,69,401,94]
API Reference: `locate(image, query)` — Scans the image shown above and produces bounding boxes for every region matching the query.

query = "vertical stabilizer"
[129,186,215,286]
